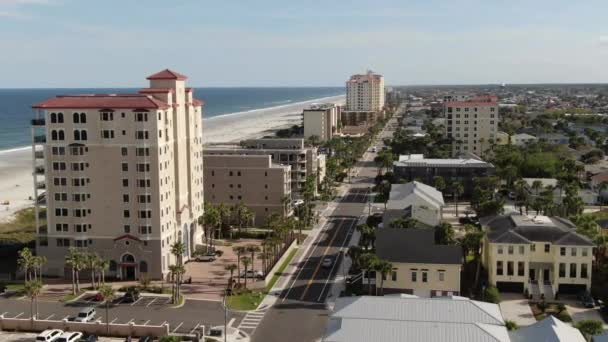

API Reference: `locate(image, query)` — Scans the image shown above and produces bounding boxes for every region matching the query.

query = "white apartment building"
[303,103,342,142]
[444,95,499,157]
[31,69,204,280]
[345,71,385,112]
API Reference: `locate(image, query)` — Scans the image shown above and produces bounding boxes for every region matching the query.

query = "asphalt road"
[0,295,244,335]
[252,114,400,342]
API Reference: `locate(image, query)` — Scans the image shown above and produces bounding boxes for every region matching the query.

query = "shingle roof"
[32,94,170,110]
[376,228,462,264]
[386,181,445,210]
[146,69,188,80]
[483,214,594,246]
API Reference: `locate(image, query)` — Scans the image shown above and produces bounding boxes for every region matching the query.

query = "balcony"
[38,225,48,235]
[31,118,45,126]
[34,135,46,144]
[36,181,46,189]
[34,166,45,175]
[34,151,44,159]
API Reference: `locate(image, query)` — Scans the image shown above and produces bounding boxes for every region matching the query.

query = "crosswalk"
[237,310,266,332]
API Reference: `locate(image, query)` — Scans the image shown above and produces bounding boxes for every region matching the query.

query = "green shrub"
[575,319,603,339]
[505,320,518,331]
[483,286,501,304]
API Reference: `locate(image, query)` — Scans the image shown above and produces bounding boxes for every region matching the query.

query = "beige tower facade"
[303,103,342,142]
[345,71,385,112]
[444,95,499,157]
[31,69,204,280]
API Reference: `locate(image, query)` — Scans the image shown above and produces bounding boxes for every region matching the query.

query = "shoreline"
[0,94,345,222]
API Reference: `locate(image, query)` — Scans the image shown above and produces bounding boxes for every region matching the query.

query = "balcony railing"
[34,151,44,159]
[34,135,46,144]
[34,166,45,175]
[31,118,46,126]
[36,181,46,189]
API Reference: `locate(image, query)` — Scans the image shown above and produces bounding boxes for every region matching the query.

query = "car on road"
[195,253,217,262]
[56,332,83,342]
[37,329,63,342]
[122,289,141,303]
[578,291,596,308]
[240,270,264,279]
[74,307,96,323]
[321,256,333,268]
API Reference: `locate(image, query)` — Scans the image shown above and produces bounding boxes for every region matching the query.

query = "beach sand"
[0,94,345,222]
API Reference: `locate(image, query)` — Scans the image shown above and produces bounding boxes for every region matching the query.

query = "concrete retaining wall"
[0,316,169,338]
[264,239,298,286]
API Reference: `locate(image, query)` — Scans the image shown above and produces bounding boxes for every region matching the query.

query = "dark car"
[138,336,154,342]
[578,291,595,308]
[79,334,97,342]
[122,289,141,303]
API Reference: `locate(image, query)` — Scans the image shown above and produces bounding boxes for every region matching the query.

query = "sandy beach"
[0,94,345,222]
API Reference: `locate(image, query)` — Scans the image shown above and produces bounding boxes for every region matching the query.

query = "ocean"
[0,87,344,151]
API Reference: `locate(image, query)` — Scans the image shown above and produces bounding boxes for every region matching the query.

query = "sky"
[1,0,608,87]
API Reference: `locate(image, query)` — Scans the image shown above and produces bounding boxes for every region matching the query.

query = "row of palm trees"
[17,247,46,282]
[64,247,110,294]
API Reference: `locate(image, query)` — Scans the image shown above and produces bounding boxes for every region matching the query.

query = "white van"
[74,307,96,322]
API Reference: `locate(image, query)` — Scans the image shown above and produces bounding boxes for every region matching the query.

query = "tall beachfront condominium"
[345,70,385,112]
[444,95,499,157]
[303,103,342,142]
[31,69,204,280]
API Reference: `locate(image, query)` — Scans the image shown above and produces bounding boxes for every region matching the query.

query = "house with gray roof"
[383,181,444,227]
[375,228,462,297]
[510,316,585,342]
[481,214,594,300]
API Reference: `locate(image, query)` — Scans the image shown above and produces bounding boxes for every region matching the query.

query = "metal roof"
[509,316,585,342]
[386,181,445,210]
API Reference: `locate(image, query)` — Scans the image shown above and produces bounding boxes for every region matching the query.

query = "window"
[496,261,503,275]
[101,112,114,121]
[569,263,577,278]
[507,261,514,276]
[411,270,417,282]
[122,179,129,187]
[55,208,68,216]
[438,271,445,282]
[544,244,550,253]
[531,244,536,252]
[581,264,588,278]
[123,210,130,218]
[559,263,566,277]
[73,112,80,123]
[422,271,428,283]
[138,210,152,219]
[122,163,128,172]
[582,248,588,257]
[138,179,151,188]
[102,130,115,139]
[497,245,503,254]
[519,246,525,254]
[123,194,129,203]
[56,238,70,247]
[508,246,513,255]
[560,247,566,256]
[75,240,89,248]
[55,223,68,232]
[139,226,152,234]
[121,147,128,156]
[229,171,233,176]
[124,225,131,234]
[74,129,87,141]
[571,248,577,257]
[136,130,149,139]
[517,262,525,276]
[136,147,150,156]
[135,112,148,122]
[137,163,150,172]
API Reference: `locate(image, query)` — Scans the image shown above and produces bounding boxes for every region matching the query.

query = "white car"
[240,270,264,279]
[73,307,96,322]
[293,199,304,207]
[371,147,377,153]
[36,329,63,342]
[321,257,333,268]
[56,332,82,342]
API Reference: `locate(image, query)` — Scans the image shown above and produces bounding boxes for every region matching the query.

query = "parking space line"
[110,318,118,324]
[172,322,183,333]
[114,298,125,305]
[127,319,134,324]
[143,320,150,325]
[190,323,200,334]
[44,314,55,320]
[1,312,7,317]
[62,315,70,320]
[146,297,157,307]
[131,297,143,306]
[14,312,24,318]
[228,318,235,327]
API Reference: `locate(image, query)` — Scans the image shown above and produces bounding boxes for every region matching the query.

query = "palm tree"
[597,181,608,210]
[24,279,43,324]
[241,257,251,289]
[217,203,231,239]
[17,247,34,282]
[347,246,362,270]
[451,181,464,218]
[168,264,185,303]
[97,259,110,286]
[84,253,99,290]
[170,242,186,303]
[232,246,246,285]
[374,260,393,296]
[246,244,261,275]
[359,253,378,295]
[531,180,543,196]
[32,255,47,282]
[224,264,237,290]
[98,284,115,335]
[65,247,85,294]
[203,205,220,250]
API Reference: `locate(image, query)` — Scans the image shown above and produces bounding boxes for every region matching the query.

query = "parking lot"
[0,294,245,335]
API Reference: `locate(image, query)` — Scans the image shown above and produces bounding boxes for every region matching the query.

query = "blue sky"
[1,0,608,87]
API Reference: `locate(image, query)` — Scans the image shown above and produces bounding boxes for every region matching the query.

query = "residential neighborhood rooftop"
[375,228,462,264]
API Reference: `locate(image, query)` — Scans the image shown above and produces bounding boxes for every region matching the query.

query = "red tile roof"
[146,69,188,80]
[32,94,170,110]
[139,88,175,94]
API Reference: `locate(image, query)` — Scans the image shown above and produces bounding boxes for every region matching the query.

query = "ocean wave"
[0,146,31,154]
[203,94,345,121]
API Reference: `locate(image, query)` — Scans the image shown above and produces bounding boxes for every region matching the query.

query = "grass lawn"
[0,207,44,243]
[529,302,572,322]
[266,247,298,291]
[226,291,265,311]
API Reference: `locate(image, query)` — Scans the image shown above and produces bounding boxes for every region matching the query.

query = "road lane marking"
[146,297,157,307]
[317,218,359,302]
[281,219,340,302]
[299,218,346,301]
[172,322,183,333]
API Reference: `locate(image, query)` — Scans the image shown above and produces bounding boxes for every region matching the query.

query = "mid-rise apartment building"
[346,71,385,112]
[303,103,342,142]
[31,69,204,280]
[203,154,291,226]
[444,95,499,157]
[204,138,324,198]
[481,214,594,299]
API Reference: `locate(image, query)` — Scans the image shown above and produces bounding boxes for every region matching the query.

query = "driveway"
[499,293,536,326]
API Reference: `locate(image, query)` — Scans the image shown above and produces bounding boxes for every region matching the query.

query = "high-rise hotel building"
[345,71,385,112]
[444,95,499,157]
[31,70,204,280]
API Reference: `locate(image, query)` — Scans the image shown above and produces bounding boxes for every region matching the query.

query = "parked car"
[321,256,333,269]
[371,147,377,153]
[195,253,216,262]
[56,332,83,342]
[93,292,104,301]
[122,289,141,303]
[578,291,596,308]
[240,270,264,279]
[37,329,63,342]
[293,199,304,207]
[74,307,96,323]
[78,334,97,342]
[137,336,154,342]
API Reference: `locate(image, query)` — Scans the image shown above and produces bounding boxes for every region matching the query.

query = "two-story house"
[481,214,594,299]
[382,181,444,228]
[376,228,462,297]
